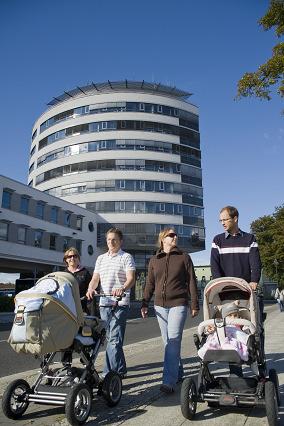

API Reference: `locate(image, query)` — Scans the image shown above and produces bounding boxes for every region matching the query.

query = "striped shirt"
[94,249,136,306]
[210,230,261,283]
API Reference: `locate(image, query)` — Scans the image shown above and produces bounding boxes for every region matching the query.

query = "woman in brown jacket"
[141,228,199,393]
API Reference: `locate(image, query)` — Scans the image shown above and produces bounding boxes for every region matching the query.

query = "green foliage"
[0,295,15,312]
[236,0,284,107]
[251,205,284,287]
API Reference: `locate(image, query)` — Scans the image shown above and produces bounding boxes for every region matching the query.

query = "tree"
[251,205,284,287]
[236,0,284,106]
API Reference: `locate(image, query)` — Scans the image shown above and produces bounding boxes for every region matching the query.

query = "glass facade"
[36,139,200,168]
[39,101,199,133]
[37,120,200,151]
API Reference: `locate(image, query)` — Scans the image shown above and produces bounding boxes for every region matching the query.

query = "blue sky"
[0,0,283,277]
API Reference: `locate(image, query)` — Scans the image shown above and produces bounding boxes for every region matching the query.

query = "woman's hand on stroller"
[141,307,148,319]
[191,309,199,318]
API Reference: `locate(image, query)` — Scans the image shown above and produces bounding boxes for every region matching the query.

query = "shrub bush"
[0,296,14,312]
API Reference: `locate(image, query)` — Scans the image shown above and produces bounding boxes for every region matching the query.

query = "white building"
[28,81,205,296]
[0,175,98,275]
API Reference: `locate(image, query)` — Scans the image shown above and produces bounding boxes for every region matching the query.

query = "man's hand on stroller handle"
[249,282,258,291]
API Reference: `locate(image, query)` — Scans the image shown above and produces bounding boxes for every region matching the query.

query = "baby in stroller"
[197,300,251,362]
[180,277,280,426]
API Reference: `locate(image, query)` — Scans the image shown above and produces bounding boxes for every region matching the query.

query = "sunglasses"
[66,254,78,259]
[165,233,177,238]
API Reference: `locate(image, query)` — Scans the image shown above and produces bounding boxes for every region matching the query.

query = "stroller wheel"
[180,378,197,420]
[65,383,92,426]
[265,380,278,426]
[102,371,122,407]
[269,369,281,406]
[2,379,30,419]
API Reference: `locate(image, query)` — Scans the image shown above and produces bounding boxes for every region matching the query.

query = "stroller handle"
[81,293,126,301]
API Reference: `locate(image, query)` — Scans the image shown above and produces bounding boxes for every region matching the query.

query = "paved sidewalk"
[0,304,283,425]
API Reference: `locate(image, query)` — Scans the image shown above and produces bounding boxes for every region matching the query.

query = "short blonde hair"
[158,227,176,249]
[63,247,80,264]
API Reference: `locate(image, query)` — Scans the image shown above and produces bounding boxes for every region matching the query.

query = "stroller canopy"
[202,277,260,328]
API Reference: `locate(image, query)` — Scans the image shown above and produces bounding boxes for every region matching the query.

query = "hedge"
[0,296,15,312]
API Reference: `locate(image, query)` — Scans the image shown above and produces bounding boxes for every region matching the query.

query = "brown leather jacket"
[142,246,199,310]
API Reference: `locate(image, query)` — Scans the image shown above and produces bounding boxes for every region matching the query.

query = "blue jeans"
[154,305,188,387]
[100,305,129,376]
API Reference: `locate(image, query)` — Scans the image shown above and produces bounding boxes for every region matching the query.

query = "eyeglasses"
[66,254,78,259]
[219,218,232,223]
[165,233,177,238]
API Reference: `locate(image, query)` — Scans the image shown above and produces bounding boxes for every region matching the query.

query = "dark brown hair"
[106,227,123,241]
[220,206,239,219]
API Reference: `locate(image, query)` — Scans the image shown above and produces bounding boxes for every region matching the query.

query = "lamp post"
[273,258,279,283]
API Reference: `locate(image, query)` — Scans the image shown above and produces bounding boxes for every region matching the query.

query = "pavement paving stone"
[0,304,283,425]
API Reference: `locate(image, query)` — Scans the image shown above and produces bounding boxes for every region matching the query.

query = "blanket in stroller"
[9,271,84,355]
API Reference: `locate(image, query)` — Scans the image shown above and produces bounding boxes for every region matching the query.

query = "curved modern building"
[29,81,205,294]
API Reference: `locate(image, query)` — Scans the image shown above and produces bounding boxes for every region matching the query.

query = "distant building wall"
[0,175,98,275]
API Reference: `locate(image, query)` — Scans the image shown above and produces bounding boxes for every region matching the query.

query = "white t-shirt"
[94,249,136,306]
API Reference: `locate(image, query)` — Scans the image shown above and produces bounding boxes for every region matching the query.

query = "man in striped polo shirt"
[210,206,262,377]
[87,228,136,378]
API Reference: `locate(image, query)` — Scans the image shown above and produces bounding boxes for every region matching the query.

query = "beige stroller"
[180,277,280,426]
[2,271,122,426]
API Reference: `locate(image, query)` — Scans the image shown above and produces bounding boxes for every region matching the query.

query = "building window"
[63,237,71,251]
[159,203,165,212]
[17,227,27,244]
[119,201,125,211]
[20,196,29,215]
[119,180,125,189]
[139,103,145,111]
[32,129,37,140]
[0,222,9,240]
[30,145,36,157]
[76,216,83,230]
[157,105,163,113]
[34,230,43,247]
[88,244,94,255]
[2,189,12,209]
[50,207,58,223]
[88,221,94,232]
[49,234,56,250]
[76,240,82,255]
[64,211,71,227]
[36,201,45,219]
[159,182,165,191]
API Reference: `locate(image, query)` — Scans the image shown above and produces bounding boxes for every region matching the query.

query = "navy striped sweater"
[210,230,262,283]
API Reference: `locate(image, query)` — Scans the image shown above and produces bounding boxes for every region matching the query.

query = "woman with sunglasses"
[141,228,199,394]
[63,247,97,316]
